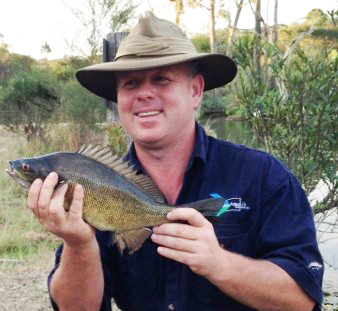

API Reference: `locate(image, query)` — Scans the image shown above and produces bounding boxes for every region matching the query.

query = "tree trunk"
[226,0,244,58]
[209,0,217,53]
[209,0,221,100]
[273,0,278,44]
[253,0,261,80]
[174,0,184,25]
[103,32,128,124]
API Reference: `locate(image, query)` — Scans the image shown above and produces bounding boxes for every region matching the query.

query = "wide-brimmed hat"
[76,11,237,102]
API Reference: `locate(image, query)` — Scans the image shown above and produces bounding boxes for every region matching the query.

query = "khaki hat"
[76,11,237,101]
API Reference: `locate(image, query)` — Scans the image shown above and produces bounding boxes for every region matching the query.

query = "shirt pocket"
[213,222,254,257]
[192,223,256,310]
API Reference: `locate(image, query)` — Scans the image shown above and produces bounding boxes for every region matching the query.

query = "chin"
[132,132,166,148]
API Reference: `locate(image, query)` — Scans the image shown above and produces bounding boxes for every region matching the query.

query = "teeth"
[137,111,161,117]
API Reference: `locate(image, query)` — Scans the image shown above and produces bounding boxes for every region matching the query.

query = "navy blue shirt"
[49,123,323,310]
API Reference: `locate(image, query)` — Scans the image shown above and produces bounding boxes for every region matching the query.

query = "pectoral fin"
[113,228,152,255]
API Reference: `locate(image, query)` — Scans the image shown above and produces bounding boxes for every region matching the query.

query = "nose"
[136,81,156,101]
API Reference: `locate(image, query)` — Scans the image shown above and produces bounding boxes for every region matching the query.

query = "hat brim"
[76,53,237,101]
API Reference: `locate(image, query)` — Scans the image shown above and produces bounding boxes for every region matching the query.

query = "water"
[202,117,338,300]
[200,117,254,146]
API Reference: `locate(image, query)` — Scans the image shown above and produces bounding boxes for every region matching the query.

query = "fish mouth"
[4,163,31,190]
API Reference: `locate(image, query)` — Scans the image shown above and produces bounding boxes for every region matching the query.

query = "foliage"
[0,69,60,140]
[0,129,61,261]
[52,78,106,149]
[228,35,337,214]
[49,56,91,81]
[191,33,210,52]
[58,79,105,125]
[0,39,36,81]
[105,123,129,156]
[200,90,227,116]
[65,0,138,63]
[40,42,51,55]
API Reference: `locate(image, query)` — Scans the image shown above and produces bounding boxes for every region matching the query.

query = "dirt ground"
[0,254,54,311]
[0,255,120,311]
[0,264,337,311]
[0,269,52,311]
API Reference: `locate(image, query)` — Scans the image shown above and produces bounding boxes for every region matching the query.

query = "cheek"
[116,96,131,116]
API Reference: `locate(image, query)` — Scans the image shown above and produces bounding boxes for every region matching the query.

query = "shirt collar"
[124,122,208,174]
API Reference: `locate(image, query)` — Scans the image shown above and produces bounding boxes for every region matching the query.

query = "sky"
[0,0,337,60]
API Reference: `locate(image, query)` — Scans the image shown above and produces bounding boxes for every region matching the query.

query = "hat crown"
[132,11,186,38]
[115,11,196,60]
[76,11,237,101]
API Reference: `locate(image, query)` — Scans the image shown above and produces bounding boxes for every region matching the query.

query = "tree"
[64,0,138,64]
[50,56,91,81]
[169,0,184,25]
[0,69,60,140]
[226,0,245,58]
[253,0,261,79]
[40,42,52,68]
[229,36,337,215]
[0,37,35,81]
[41,42,51,58]
[273,0,278,44]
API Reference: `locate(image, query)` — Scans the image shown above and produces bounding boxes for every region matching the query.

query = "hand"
[27,172,95,248]
[151,208,225,278]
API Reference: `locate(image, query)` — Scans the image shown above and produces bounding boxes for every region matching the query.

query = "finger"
[151,233,197,253]
[27,178,43,218]
[153,223,199,240]
[67,184,84,221]
[157,246,193,265]
[37,172,59,221]
[48,183,68,227]
[167,208,209,228]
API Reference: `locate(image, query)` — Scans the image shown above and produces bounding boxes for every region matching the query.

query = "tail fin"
[181,197,228,218]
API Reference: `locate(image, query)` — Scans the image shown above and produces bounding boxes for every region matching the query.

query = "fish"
[5,145,226,254]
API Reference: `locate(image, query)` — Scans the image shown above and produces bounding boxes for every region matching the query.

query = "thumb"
[68,184,84,220]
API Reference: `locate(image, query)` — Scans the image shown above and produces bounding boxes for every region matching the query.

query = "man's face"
[116,63,204,149]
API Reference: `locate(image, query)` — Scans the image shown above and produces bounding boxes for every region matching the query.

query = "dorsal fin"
[77,144,165,203]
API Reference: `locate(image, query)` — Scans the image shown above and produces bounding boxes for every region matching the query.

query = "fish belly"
[81,186,170,231]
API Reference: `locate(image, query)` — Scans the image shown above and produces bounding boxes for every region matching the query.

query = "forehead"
[116,63,191,80]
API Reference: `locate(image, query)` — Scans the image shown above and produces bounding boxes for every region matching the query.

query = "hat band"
[115,36,197,60]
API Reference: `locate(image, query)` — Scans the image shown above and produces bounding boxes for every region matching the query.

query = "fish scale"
[5,145,226,254]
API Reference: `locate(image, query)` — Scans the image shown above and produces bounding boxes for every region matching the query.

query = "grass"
[0,123,110,270]
[0,133,60,268]
[0,122,126,270]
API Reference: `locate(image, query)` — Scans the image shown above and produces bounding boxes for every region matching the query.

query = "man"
[27,11,323,311]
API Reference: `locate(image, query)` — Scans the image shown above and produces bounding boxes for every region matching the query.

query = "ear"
[191,74,205,109]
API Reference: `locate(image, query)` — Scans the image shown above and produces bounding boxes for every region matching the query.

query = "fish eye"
[22,163,30,171]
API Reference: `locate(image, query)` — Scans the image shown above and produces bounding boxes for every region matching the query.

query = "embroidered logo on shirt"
[308,261,323,271]
[210,194,251,214]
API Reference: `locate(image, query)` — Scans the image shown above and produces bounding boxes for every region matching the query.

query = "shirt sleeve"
[47,244,62,311]
[256,167,324,307]
[47,231,125,311]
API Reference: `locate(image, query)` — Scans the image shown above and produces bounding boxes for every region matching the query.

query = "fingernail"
[33,178,42,186]
[49,172,57,179]
[167,212,173,219]
[153,226,159,233]
[75,184,83,192]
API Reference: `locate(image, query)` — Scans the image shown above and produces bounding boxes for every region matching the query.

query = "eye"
[153,75,170,84]
[22,163,30,171]
[123,79,139,89]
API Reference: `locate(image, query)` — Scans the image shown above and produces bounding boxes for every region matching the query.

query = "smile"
[136,110,162,117]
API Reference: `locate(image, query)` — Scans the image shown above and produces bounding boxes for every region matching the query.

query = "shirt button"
[168,303,175,310]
